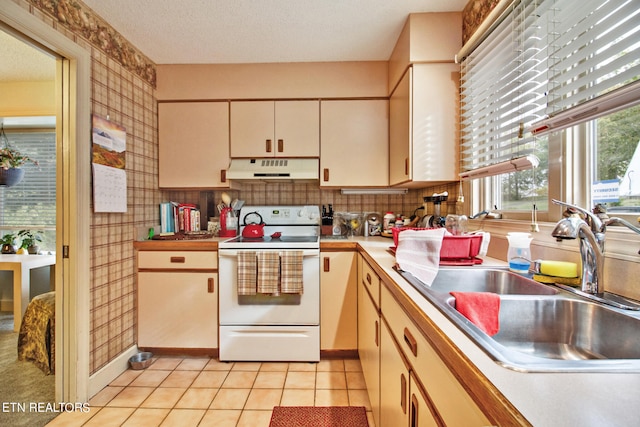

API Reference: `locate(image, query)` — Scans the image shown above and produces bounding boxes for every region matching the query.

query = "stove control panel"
[239,206,320,226]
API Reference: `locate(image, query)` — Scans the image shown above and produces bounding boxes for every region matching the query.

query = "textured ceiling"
[81,0,468,64]
[0,29,56,82]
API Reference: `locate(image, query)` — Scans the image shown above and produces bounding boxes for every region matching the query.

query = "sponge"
[536,260,579,278]
[533,274,581,287]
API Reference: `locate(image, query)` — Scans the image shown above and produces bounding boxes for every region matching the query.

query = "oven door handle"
[219,250,319,257]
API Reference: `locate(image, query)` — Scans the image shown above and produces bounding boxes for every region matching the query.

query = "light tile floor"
[46,357,375,427]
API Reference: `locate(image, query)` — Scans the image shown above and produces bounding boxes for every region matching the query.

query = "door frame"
[0,1,91,402]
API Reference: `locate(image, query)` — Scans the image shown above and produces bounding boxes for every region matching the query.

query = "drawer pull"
[277,139,284,152]
[401,373,407,414]
[324,257,330,272]
[323,168,329,182]
[170,256,186,263]
[410,394,418,427]
[221,169,227,183]
[375,320,379,347]
[208,277,215,293]
[366,272,372,285]
[266,139,272,152]
[404,327,418,357]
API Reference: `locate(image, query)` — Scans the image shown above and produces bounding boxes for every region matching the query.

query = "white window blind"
[546,0,640,117]
[461,0,640,171]
[0,131,56,232]
[460,0,551,173]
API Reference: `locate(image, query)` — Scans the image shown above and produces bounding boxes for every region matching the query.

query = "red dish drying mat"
[449,292,500,336]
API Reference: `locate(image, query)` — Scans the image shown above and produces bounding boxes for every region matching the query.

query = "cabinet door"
[358,275,381,427]
[320,100,389,187]
[230,101,275,157]
[320,251,357,350]
[380,320,409,427]
[230,100,319,158]
[411,63,459,182]
[158,102,230,188]
[138,272,217,348]
[410,373,440,427]
[389,68,411,186]
[275,101,319,157]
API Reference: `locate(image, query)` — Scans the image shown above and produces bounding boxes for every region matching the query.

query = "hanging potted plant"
[18,230,43,255]
[0,124,38,187]
[0,233,18,254]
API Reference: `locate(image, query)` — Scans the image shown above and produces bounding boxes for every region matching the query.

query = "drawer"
[381,284,489,427]
[360,256,380,308]
[138,251,217,269]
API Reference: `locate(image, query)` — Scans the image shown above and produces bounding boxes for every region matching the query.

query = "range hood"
[226,158,319,181]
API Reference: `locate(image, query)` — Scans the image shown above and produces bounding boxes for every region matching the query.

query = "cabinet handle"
[404,327,418,357]
[405,157,409,175]
[401,373,407,414]
[366,272,372,285]
[221,169,227,183]
[374,320,379,347]
[208,277,215,293]
[170,256,186,263]
[323,168,329,182]
[277,139,284,152]
[324,257,330,272]
[266,139,272,153]
[410,394,418,427]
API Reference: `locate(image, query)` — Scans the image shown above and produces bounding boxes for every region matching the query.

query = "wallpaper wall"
[16,0,159,373]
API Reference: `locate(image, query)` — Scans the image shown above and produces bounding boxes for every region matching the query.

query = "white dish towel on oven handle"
[395,228,446,286]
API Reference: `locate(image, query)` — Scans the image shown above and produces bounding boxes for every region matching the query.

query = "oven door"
[218,249,320,325]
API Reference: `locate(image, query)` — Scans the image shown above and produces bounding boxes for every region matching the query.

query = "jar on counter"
[383,212,395,233]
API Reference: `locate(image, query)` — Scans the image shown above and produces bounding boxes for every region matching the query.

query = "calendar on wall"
[91,114,127,212]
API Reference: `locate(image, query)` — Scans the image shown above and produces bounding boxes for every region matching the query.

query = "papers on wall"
[91,115,127,212]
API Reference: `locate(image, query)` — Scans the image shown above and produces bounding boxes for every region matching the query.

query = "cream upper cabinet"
[230,100,319,158]
[320,251,357,350]
[389,63,460,187]
[158,102,230,188]
[320,100,389,187]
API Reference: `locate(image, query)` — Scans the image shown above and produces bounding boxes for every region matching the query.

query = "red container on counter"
[391,227,483,263]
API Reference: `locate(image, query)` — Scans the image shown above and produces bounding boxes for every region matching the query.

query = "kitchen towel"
[450,291,500,336]
[395,228,446,286]
[237,251,257,296]
[280,251,304,294]
[257,251,280,295]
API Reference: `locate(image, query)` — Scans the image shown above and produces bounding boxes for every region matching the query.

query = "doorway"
[0,1,92,404]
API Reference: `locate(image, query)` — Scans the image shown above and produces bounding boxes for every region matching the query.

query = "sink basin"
[473,297,640,360]
[429,268,558,295]
[395,267,640,371]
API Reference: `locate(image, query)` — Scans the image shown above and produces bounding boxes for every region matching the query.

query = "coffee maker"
[219,207,237,237]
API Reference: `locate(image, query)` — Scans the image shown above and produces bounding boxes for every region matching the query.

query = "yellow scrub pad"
[533,274,582,287]
[537,260,579,278]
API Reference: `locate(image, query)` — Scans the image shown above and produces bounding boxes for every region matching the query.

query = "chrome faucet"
[551,199,640,294]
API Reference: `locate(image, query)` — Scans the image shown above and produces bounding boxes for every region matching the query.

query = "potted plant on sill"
[1,233,18,254]
[18,230,43,255]
[0,125,38,187]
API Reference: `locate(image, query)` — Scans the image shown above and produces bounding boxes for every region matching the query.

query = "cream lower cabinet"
[158,102,230,188]
[381,284,490,426]
[320,99,389,187]
[380,319,410,427]
[137,251,218,350]
[358,256,381,426]
[320,251,357,350]
[409,373,439,427]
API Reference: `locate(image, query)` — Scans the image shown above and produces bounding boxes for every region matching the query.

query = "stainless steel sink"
[460,296,640,361]
[395,267,640,372]
[429,268,558,295]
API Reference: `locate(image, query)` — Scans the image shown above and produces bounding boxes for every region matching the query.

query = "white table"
[0,254,56,331]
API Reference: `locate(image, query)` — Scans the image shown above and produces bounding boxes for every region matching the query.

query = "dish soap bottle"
[506,232,532,274]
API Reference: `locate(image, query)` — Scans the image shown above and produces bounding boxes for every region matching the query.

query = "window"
[0,129,56,251]
[592,105,640,212]
[461,0,640,219]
